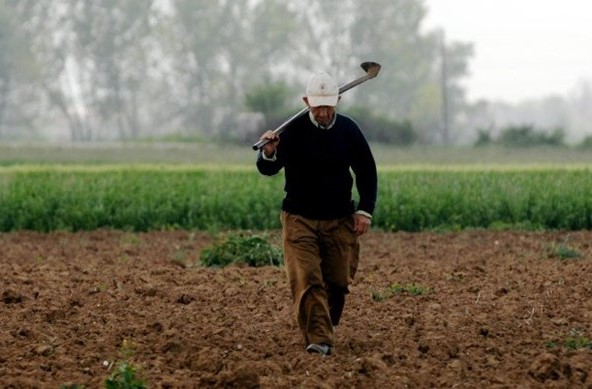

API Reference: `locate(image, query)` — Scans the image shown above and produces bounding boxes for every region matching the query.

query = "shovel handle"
[252,62,381,151]
[252,107,309,150]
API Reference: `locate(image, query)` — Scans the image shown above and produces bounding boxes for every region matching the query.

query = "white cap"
[305,72,339,107]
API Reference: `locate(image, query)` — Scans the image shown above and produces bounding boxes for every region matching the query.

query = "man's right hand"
[260,130,279,157]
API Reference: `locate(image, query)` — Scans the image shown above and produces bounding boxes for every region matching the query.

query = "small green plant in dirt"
[565,336,592,350]
[105,339,147,389]
[105,362,146,389]
[389,283,431,296]
[200,233,283,268]
[546,329,592,350]
[95,283,109,293]
[547,239,582,260]
[565,328,592,350]
[371,283,431,301]
[170,248,188,265]
[370,289,389,302]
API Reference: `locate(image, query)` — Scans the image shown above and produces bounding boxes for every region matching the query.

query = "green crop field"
[1,160,590,232]
[1,142,591,232]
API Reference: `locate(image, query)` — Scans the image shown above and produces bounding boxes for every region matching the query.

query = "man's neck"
[308,112,336,130]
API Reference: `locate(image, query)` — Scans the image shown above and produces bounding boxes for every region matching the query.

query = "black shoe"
[306,343,332,355]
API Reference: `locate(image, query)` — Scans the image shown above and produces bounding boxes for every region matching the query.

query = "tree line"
[0,0,473,144]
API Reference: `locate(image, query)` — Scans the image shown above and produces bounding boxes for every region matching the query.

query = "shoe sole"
[306,344,332,356]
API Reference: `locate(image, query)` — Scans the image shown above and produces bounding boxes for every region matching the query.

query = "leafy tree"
[245,82,294,120]
[63,0,154,140]
[294,0,473,144]
[0,0,38,137]
[578,135,592,149]
[352,1,472,144]
[0,0,12,133]
[498,124,565,147]
[345,106,416,145]
[474,127,493,147]
[163,0,300,138]
[18,0,154,141]
[0,0,474,144]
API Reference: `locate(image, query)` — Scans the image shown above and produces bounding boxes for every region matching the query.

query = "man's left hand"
[354,213,372,236]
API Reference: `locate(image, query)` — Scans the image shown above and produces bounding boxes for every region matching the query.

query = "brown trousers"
[281,211,360,346]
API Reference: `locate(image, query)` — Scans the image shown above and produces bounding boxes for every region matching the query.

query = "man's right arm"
[256,130,283,176]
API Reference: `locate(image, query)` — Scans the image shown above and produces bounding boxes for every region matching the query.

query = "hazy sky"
[423,0,592,103]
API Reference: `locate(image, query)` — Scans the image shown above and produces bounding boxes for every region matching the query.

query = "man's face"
[310,105,335,128]
[303,96,340,128]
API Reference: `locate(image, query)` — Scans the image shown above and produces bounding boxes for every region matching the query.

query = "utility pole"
[440,29,450,145]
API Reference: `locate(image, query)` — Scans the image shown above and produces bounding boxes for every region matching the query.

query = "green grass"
[547,239,583,260]
[0,168,280,231]
[375,169,592,231]
[60,339,147,389]
[565,336,592,350]
[0,142,256,166]
[546,329,592,350]
[104,339,147,389]
[0,164,591,232]
[200,232,283,267]
[104,362,147,389]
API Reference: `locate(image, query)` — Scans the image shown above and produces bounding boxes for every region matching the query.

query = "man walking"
[256,71,378,355]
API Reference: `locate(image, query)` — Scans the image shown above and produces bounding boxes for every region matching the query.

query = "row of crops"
[0,165,590,232]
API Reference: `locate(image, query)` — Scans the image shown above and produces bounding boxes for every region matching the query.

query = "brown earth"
[1,229,591,388]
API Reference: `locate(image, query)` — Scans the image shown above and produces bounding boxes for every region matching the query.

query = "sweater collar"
[308,111,336,130]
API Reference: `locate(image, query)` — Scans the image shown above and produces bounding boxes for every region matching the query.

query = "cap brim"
[307,95,339,107]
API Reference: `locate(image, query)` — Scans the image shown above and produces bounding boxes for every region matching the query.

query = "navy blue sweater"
[256,113,377,220]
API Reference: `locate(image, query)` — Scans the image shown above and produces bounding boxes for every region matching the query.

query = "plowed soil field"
[1,230,591,388]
